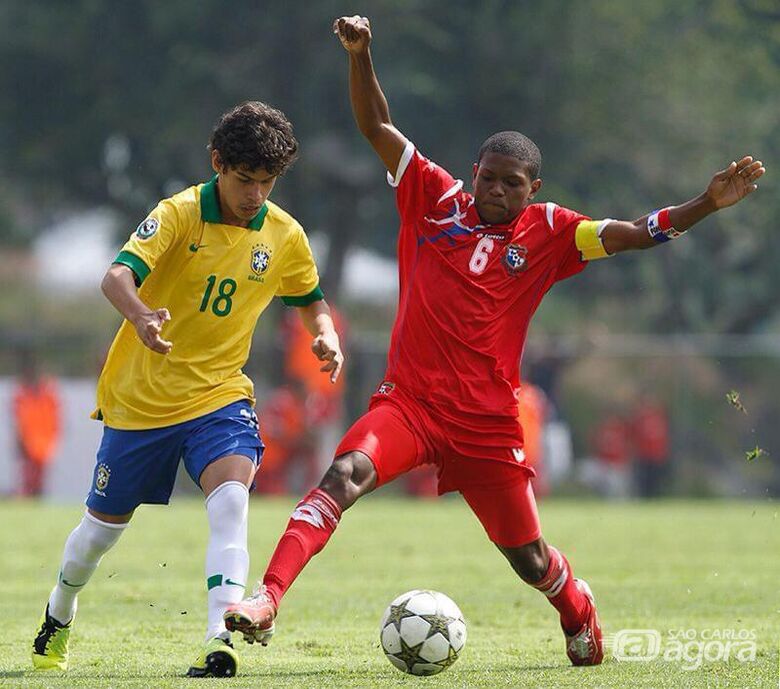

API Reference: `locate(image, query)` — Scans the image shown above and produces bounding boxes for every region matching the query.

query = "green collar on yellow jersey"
[200,175,269,230]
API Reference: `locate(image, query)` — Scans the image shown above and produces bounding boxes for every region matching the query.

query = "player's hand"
[132,308,173,354]
[312,330,344,384]
[333,15,371,54]
[706,155,765,209]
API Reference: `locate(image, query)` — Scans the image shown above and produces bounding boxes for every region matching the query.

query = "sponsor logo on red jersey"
[476,231,509,241]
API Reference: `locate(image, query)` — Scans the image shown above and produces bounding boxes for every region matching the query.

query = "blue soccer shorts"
[86,399,264,515]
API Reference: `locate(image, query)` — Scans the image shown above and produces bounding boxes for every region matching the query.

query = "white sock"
[48,512,127,624]
[204,481,250,641]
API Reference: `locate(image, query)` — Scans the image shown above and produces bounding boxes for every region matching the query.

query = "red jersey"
[382,142,591,441]
[592,416,632,467]
[632,402,670,463]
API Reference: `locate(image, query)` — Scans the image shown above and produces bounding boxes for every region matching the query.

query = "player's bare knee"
[87,508,133,525]
[321,457,352,489]
[348,452,378,491]
[499,539,548,583]
[320,453,376,509]
[319,457,357,507]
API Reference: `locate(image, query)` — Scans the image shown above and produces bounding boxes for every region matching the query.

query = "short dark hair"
[208,101,299,176]
[478,131,541,179]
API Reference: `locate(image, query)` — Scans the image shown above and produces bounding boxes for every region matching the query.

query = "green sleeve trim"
[114,251,151,286]
[281,284,325,306]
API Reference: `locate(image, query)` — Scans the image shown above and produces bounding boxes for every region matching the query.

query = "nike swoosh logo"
[225,578,244,587]
[189,243,208,252]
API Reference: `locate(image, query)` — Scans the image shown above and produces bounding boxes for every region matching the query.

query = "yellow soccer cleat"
[186,636,239,678]
[32,605,73,671]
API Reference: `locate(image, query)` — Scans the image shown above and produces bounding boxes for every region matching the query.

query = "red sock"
[532,546,590,634]
[262,488,342,608]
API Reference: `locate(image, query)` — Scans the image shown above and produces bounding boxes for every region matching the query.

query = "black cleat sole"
[186,650,236,678]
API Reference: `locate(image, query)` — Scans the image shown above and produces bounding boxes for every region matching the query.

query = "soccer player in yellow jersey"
[32,101,344,678]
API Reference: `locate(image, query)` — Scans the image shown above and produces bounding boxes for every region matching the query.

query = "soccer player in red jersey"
[225,16,766,666]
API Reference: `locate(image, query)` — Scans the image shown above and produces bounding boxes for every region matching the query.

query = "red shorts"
[334,387,540,548]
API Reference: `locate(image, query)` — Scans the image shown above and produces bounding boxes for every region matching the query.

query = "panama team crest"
[377,381,396,395]
[95,463,111,495]
[251,244,272,276]
[136,218,159,240]
[503,243,529,275]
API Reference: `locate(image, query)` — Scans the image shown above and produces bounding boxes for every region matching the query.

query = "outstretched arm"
[600,156,765,255]
[333,15,407,175]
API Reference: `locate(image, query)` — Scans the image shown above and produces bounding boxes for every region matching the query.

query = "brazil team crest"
[136,218,159,240]
[503,243,529,275]
[95,463,111,496]
[251,244,272,276]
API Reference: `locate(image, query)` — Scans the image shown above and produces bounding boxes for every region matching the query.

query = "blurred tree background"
[2,0,778,327]
[0,0,777,493]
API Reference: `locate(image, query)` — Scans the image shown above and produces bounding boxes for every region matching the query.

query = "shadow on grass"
[225,669,358,679]
[0,659,574,682]
[236,664,571,679]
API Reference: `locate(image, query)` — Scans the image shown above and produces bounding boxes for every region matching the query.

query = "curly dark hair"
[208,101,299,176]
[478,131,542,179]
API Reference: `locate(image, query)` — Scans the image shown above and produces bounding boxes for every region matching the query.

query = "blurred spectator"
[517,382,549,496]
[255,308,349,495]
[256,380,315,495]
[283,307,347,478]
[579,414,633,498]
[12,351,61,497]
[631,396,670,498]
[543,415,574,489]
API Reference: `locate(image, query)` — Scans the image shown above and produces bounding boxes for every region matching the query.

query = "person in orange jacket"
[517,382,549,496]
[12,352,61,496]
[256,381,313,495]
[283,307,347,483]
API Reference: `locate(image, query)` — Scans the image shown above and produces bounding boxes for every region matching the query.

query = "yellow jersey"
[93,176,323,430]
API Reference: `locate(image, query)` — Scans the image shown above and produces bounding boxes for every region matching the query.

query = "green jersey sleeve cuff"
[114,251,151,287]
[281,285,325,306]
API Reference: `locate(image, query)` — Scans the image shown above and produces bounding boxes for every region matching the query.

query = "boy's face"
[472,152,542,225]
[211,150,277,227]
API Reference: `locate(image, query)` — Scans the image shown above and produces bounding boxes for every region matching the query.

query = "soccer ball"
[379,589,467,676]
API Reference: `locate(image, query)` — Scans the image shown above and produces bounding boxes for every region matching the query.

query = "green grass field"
[1,496,778,688]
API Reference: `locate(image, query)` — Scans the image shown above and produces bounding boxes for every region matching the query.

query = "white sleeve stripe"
[543,568,569,598]
[545,202,557,231]
[597,218,614,236]
[435,180,464,206]
[386,139,416,188]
